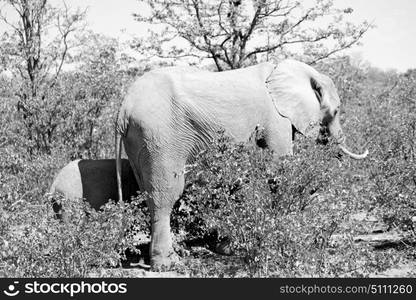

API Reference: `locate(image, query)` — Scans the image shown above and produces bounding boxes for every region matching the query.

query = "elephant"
[115,59,368,269]
[50,159,139,217]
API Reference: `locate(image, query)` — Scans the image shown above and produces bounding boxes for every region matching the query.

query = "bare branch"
[309,25,371,65]
[135,0,371,70]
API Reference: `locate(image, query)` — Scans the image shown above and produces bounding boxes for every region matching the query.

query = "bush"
[318,58,415,242]
[0,194,149,277]
[363,71,416,236]
[1,56,415,278]
[174,133,388,277]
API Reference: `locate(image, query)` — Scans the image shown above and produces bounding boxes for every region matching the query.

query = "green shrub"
[364,71,416,236]
[318,58,415,242]
[1,57,415,278]
[0,195,149,277]
[174,133,387,277]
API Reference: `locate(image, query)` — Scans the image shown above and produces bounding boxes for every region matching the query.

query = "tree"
[58,32,137,158]
[133,0,371,71]
[0,0,86,154]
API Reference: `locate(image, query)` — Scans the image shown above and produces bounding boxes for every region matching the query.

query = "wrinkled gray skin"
[50,159,139,217]
[115,59,368,269]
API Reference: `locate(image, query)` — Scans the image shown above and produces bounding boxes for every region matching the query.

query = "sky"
[2,0,416,72]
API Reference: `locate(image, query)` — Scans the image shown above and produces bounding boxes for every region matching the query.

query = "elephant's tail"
[116,107,130,202]
[115,127,123,203]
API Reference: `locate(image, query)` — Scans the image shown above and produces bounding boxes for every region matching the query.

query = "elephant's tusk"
[338,144,369,160]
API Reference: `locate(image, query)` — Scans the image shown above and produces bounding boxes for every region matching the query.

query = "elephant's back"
[118,69,185,133]
[118,62,277,145]
[78,159,139,207]
[50,159,139,210]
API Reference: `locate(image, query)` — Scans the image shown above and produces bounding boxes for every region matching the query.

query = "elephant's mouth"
[293,124,368,160]
[292,124,326,143]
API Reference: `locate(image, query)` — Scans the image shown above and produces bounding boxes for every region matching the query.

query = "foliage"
[133,0,371,70]
[0,0,87,154]
[171,59,416,277]
[49,32,136,159]
[362,70,416,234]
[2,55,416,277]
[0,1,414,278]
[0,194,148,277]
[2,49,415,277]
[0,1,146,278]
[0,35,136,159]
[173,134,386,276]
[317,59,416,258]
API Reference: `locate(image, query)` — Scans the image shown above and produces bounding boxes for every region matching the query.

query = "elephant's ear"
[266,60,321,135]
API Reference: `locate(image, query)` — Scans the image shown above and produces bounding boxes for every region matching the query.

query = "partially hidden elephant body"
[115,59,368,268]
[50,159,139,215]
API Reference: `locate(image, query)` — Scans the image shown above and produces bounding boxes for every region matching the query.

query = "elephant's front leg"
[267,115,293,157]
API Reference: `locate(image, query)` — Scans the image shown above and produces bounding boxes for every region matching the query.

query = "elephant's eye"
[334,110,339,116]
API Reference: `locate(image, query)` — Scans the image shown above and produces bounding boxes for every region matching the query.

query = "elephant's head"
[267,59,368,159]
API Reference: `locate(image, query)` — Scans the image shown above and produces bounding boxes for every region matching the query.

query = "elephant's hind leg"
[146,159,186,269]
[124,125,186,269]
